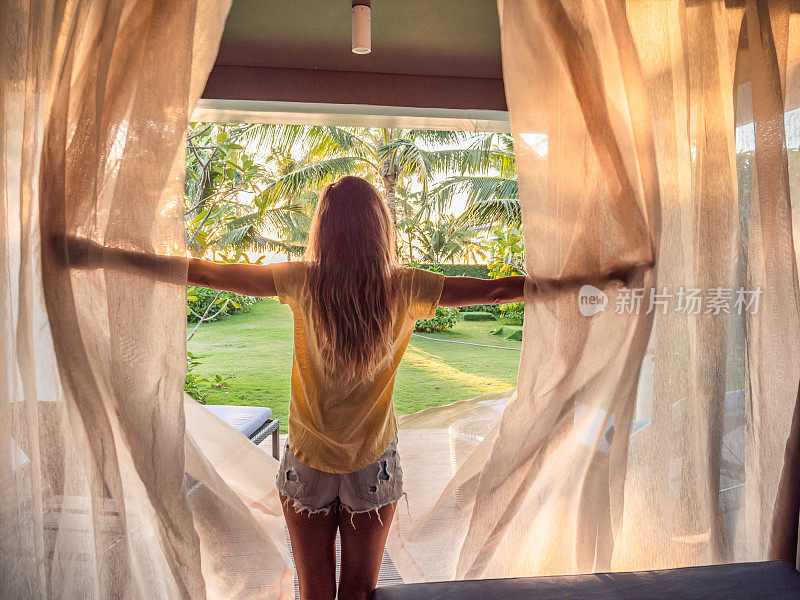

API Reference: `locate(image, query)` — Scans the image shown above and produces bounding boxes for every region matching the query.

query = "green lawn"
[187,299,520,432]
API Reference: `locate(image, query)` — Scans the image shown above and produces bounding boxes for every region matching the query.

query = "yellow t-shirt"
[271,261,445,473]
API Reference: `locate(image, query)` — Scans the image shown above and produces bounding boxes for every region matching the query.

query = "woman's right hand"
[50,234,191,285]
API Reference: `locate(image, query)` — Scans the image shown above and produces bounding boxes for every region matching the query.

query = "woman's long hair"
[304,176,399,383]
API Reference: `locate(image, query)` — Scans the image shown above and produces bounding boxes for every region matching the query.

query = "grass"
[187,299,521,433]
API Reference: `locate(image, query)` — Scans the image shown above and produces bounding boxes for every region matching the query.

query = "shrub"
[415,306,460,333]
[408,261,443,274]
[500,302,524,325]
[488,228,525,278]
[458,304,501,315]
[184,351,232,403]
[486,229,525,325]
[408,262,459,333]
[461,311,497,322]
[412,263,490,279]
[491,325,523,341]
[187,286,259,323]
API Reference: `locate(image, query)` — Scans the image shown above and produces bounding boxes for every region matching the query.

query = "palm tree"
[234,125,522,259]
[390,182,423,262]
[185,123,310,258]
[433,132,521,229]
[412,216,488,264]
[242,125,477,228]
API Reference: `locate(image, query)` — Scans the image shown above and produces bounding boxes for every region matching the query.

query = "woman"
[63,176,638,600]
[191,176,530,600]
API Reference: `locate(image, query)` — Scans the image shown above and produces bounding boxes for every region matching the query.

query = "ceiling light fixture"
[352,0,371,55]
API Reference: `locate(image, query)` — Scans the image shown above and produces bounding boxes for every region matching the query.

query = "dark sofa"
[374,561,800,600]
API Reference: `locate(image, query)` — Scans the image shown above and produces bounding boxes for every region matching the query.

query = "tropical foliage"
[487,227,526,277]
[185,122,311,258]
[184,123,525,265]
[414,306,461,333]
[488,226,526,326]
[433,132,520,229]
[187,286,260,324]
[238,125,522,261]
[242,125,468,224]
[411,217,486,264]
[183,123,294,398]
[183,123,527,397]
[185,351,232,404]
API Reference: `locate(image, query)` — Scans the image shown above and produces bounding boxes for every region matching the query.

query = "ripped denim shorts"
[276,437,404,521]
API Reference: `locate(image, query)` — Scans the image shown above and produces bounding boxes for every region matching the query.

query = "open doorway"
[183,121,523,440]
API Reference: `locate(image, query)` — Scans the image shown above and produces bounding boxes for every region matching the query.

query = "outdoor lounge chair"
[203,404,280,459]
[373,560,800,600]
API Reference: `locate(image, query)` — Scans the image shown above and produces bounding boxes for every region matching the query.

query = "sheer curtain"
[1,2,292,598]
[5,0,800,597]
[388,0,800,581]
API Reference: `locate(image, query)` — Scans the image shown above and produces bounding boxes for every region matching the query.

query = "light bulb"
[352,3,371,54]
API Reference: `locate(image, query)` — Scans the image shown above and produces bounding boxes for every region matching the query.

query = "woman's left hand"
[55,235,105,269]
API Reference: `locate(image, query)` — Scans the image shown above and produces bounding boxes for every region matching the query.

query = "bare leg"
[281,493,338,600]
[337,502,397,600]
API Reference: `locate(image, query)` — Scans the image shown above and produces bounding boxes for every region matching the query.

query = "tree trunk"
[380,168,398,227]
[380,160,401,255]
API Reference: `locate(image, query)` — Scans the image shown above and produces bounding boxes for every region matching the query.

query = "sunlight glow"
[520,132,548,157]
[403,346,513,392]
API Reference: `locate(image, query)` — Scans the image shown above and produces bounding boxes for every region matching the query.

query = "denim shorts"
[276,436,404,522]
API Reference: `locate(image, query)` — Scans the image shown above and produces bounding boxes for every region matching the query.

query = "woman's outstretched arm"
[60,236,278,297]
[187,258,277,297]
[438,263,649,307]
[438,275,526,307]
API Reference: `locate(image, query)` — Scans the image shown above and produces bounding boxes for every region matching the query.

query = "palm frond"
[457,134,516,175]
[459,197,521,228]
[378,140,434,189]
[209,211,291,254]
[499,133,516,153]
[432,175,520,228]
[404,133,517,177]
[300,126,375,162]
[240,124,310,155]
[256,156,373,210]
[259,206,312,237]
[434,175,518,203]
[433,177,518,227]
[411,215,488,263]
[215,226,297,255]
[409,129,466,146]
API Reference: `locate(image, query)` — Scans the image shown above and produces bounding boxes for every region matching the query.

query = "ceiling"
[202,0,507,111]
[214,0,502,78]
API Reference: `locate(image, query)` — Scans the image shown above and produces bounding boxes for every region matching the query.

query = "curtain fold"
[1,2,293,598]
[389,0,800,581]
[746,0,800,567]
[455,0,658,578]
